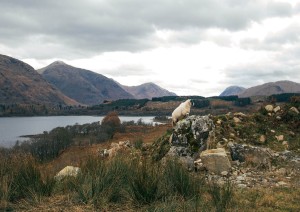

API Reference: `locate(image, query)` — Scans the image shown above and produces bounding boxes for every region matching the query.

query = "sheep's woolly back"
[171,99,192,126]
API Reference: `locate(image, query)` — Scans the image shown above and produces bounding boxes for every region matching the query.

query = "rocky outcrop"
[163,115,216,170]
[170,115,215,152]
[99,140,132,158]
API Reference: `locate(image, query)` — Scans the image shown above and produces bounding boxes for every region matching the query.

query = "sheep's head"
[186,99,193,107]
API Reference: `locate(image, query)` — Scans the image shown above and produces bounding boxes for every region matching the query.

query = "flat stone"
[200,148,231,174]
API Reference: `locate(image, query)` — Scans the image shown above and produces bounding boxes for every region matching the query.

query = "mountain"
[39,61,134,105]
[0,54,78,105]
[219,86,246,96]
[121,82,177,99]
[239,80,300,97]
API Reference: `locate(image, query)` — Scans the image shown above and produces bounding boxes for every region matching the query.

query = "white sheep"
[172,99,193,126]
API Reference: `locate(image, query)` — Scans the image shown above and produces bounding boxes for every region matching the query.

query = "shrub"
[0,154,55,204]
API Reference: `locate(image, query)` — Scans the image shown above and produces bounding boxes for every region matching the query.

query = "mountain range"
[120,82,176,100]
[1,54,300,106]
[220,81,300,97]
[0,54,176,105]
[0,54,78,105]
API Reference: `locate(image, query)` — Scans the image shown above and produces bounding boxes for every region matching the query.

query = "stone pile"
[162,112,300,188]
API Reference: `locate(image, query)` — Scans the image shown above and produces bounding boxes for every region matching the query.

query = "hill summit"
[39,62,134,105]
[0,54,78,105]
[239,80,300,97]
[121,82,177,99]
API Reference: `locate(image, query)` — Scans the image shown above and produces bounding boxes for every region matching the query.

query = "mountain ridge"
[39,61,135,105]
[238,80,300,97]
[219,86,246,96]
[120,82,177,99]
[0,54,78,105]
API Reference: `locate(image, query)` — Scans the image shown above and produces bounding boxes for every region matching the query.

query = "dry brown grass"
[41,124,171,178]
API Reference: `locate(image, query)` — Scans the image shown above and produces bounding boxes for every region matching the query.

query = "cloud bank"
[1,0,300,96]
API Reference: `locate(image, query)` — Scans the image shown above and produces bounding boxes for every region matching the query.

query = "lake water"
[0,116,158,148]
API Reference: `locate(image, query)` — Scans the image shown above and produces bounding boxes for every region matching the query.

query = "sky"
[1,0,300,96]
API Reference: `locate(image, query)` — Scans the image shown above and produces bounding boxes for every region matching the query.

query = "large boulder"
[229,143,271,169]
[55,166,81,180]
[170,115,215,152]
[200,148,231,174]
[163,115,215,171]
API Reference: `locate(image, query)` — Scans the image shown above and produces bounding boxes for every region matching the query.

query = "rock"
[276,135,284,142]
[276,168,287,175]
[166,146,194,171]
[99,149,109,157]
[258,135,266,144]
[167,146,191,157]
[276,181,288,186]
[282,141,289,149]
[270,130,276,133]
[265,105,274,112]
[55,166,81,180]
[171,115,215,152]
[290,107,299,114]
[234,112,247,117]
[200,148,231,174]
[216,119,222,125]
[233,117,241,123]
[237,184,247,188]
[236,175,245,181]
[106,140,132,158]
[276,116,281,120]
[221,171,228,176]
[229,144,271,169]
[273,106,281,113]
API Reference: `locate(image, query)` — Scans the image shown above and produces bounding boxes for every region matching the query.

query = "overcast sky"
[1,0,300,96]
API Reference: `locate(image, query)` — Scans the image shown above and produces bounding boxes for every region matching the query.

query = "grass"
[1,150,300,211]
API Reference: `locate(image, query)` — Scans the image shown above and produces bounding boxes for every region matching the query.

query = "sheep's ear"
[190,99,194,106]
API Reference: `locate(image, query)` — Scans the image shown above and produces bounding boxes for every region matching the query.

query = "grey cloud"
[0,0,295,59]
[223,60,300,89]
[101,64,154,77]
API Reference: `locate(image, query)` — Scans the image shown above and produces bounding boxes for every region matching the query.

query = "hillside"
[1,103,300,211]
[239,80,300,97]
[39,61,134,105]
[219,86,246,96]
[121,82,176,99]
[0,54,78,105]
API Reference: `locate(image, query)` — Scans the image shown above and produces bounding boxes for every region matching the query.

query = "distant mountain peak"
[50,61,67,66]
[219,86,246,96]
[121,82,177,99]
[239,80,300,97]
[39,62,134,105]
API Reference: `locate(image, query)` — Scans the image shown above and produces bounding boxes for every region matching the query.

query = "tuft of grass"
[128,160,163,205]
[133,138,144,150]
[163,159,201,199]
[207,180,233,212]
[69,156,130,208]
